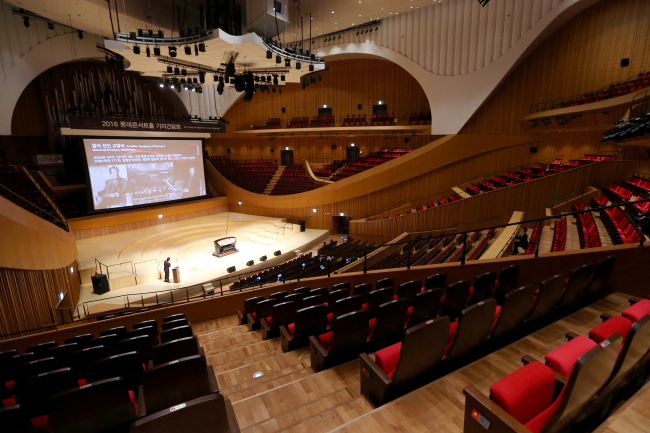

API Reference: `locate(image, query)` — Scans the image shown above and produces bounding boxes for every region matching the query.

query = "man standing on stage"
[164,257,171,283]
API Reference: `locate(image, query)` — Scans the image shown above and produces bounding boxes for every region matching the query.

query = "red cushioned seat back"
[392,317,449,385]
[446,299,497,360]
[491,285,536,339]
[557,264,594,309]
[408,288,443,328]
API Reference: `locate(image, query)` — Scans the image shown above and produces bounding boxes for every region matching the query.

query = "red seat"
[373,342,402,379]
[446,320,458,355]
[317,331,333,352]
[622,299,650,322]
[589,316,633,343]
[544,336,596,377]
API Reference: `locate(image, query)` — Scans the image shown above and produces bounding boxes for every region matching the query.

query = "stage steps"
[264,166,285,194]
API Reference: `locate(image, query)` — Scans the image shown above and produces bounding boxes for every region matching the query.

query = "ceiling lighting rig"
[321,20,381,44]
[263,37,325,69]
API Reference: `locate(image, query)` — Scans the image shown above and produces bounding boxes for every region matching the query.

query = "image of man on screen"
[182,166,200,198]
[95,166,128,209]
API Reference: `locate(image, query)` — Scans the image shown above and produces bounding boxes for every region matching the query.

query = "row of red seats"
[559,71,650,108]
[623,176,650,195]
[210,158,277,194]
[551,218,567,252]
[524,225,543,255]
[600,206,643,244]
[580,154,617,161]
[467,236,489,261]
[577,211,601,249]
[406,112,432,125]
[604,183,634,201]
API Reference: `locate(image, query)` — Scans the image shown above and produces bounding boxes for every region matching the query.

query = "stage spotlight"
[174,67,180,75]
[78,30,84,39]
[181,69,187,75]
[234,75,245,92]
[169,46,177,57]
[281,75,286,81]
[318,74,322,81]
[193,78,198,84]
[191,87,196,92]
[266,49,272,59]
[184,85,188,90]
[175,84,181,92]
[133,45,140,55]
[194,44,199,55]
[197,86,202,93]
[159,82,164,88]
[167,66,173,73]
[217,81,224,95]
[309,64,314,71]
[273,75,278,85]
[267,75,272,82]
[146,46,150,57]
[296,61,301,70]
[356,31,359,36]
[260,76,266,82]
[180,78,186,84]
[276,54,281,64]
[184,45,192,55]
[154,46,160,56]
[198,42,206,52]
[285,58,291,67]
[22,17,29,27]
[47,22,54,30]
[158,30,164,38]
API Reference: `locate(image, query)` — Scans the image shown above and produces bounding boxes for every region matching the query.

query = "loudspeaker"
[91,274,109,295]
[274,250,281,257]
[203,150,209,159]
[298,220,306,232]
[227,266,236,273]
[621,58,630,67]
[270,148,274,153]
[331,145,336,149]
[260,255,267,261]
[404,137,409,143]
[246,260,254,266]
[357,104,362,110]
[227,148,231,153]
[282,107,286,112]
[530,147,537,154]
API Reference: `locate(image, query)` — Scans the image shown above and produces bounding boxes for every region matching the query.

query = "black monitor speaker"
[227,266,236,273]
[331,145,336,149]
[91,274,109,295]
[260,255,267,261]
[298,220,305,232]
[621,58,629,67]
[530,147,537,153]
[282,107,286,112]
[274,250,281,257]
[246,260,254,266]
[357,104,362,110]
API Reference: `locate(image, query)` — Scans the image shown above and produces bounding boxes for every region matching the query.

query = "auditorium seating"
[604,183,634,203]
[252,117,281,129]
[342,114,368,126]
[270,164,318,195]
[313,160,346,178]
[552,70,650,109]
[331,149,412,182]
[550,218,567,252]
[209,156,277,194]
[0,165,66,230]
[406,112,432,125]
[524,225,542,255]
[623,176,650,196]
[370,113,396,126]
[286,115,334,128]
[575,211,601,249]
[600,206,643,244]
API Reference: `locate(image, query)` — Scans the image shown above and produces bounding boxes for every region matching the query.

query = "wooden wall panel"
[461,0,650,135]
[350,160,640,242]
[223,58,430,130]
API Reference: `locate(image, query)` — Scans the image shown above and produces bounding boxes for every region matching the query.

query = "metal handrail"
[133,259,158,276]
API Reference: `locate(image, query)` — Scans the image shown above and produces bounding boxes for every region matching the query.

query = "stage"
[76,212,328,310]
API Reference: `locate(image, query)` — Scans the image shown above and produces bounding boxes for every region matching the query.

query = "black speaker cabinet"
[246,260,254,266]
[274,250,281,257]
[530,147,538,154]
[621,58,629,67]
[227,266,236,273]
[91,274,109,295]
[260,255,267,261]
[298,220,306,232]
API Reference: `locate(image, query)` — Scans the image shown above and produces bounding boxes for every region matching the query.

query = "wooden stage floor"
[76,212,328,308]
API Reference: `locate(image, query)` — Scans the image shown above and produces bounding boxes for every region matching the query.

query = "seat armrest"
[462,386,530,433]
[260,318,271,332]
[565,332,580,341]
[136,384,146,418]
[200,347,206,358]
[279,325,292,342]
[207,364,219,393]
[359,352,393,407]
[600,313,613,322]
[520,355,539,365]
[246,313,256,324]
[360,352,392,385]
[237,309,244,320]
[309,335,328,357]
[147,360,153,370]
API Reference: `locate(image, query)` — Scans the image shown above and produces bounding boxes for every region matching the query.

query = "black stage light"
[169,46,177,57]
[133,45,140,55]
[154,46,161,56]
[184,45,192,55]
[217,81,224,95]
[199,72,205,83]
[273,75,278,86]
[218,75,224,83]
[281,75,285,81]
[129,31,136,39]
[146,46,150,57]
[267,75,272,82]
[234,75,245,92]
[213,74,219,82]
[138,29,144,37]
[356,31,359,36]
[158,30,164,38]
[180,78,186,84]
[194,44,199,55]
[254,75,259,82]
[276,54,281,64]
[78,30,84,39]
[197,86,202,94]
[285,58,291,67]
[318,74,322,81]
[167,66,173,73]
[181,69,187,75]
[296,61,301,70]
[23,17,29,28]
[309,64,314,71]
[266,49,272,59]
[47,22,54,30]
[260,76,266,82]
[198,42,206,52]
[174,67,180,75]
[193,78,198,84]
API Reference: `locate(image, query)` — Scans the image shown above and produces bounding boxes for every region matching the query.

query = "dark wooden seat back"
[409,289,443,328]
[46,343,80,365]
[101,326,127,338]
[493,265,519,303]
[243,297,264,318]
[293,286,311,295]
[440,280,470,320]
[270,291,289,300]
[129,394,229,433]
[332,282,351,292]
[162,318,189,331]
[13,357,61,382]
[0,404,33,433]
[253,299,280,324]
[468,272,497,306]
[310,288,329,301]
[367,288,394,318]
[397,281,421,305]
[0,349,18,360]
[26,341,56,355]
[582,255,617,297]
[393,317,450,385]
[332,296,363,323]
[134,320,158,333]
[292,305,328,345]
[528,274,566,322]
[300,294,325,309]
[602,315,650,395]
[12,367,77,417]
[446,299,497,360]
[49,378,136,433]
[546,334,622,433]
[558,264,594,308]
[283,293,304,305]
[160,325,193,344]
[69,346,110,378]
[116,335,153,363]
[64,333,93,346]
[269,302,298,330]
[163,313,185,324]
[376,277,394,291]
[327,288,351,311]
[370,299,409,348]
[88,334,120,352]
[490,285,536,339]
[152,336,200,366]
[425,273,447,292]
[87,352,144,393]
[329,310,370,356]
[142,355,212,415]
[123,326,158,345]
[353,283,372,303]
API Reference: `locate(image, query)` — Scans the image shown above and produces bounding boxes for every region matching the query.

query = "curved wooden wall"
[222,58,430,130]
[461,0,650,135]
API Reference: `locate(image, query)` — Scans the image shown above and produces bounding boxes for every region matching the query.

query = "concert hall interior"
[2,1,650,433]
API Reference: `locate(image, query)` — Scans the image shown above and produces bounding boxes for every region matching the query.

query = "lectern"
[172,267,181,284]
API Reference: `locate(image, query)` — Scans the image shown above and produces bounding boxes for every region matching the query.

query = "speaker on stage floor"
[227,266,236,273]
[260,255,267,261]
[246,260,254,266]
[298,220,305,232]
[92,274,109,295]
[274,250,281,257]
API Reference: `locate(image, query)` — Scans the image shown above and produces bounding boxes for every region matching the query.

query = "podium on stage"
[172,267,181,284]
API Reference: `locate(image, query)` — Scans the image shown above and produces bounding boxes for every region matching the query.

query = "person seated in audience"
[511,227,528,255]
[633,208,650,224]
